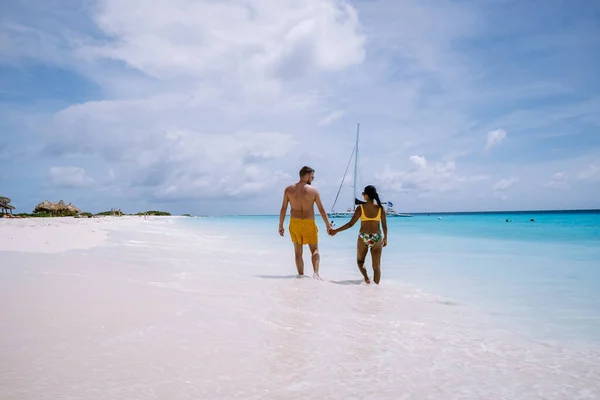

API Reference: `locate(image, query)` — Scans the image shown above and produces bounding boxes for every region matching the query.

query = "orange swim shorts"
[289,218,319,245]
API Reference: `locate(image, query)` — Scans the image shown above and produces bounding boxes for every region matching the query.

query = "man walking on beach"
[279,166,332,280]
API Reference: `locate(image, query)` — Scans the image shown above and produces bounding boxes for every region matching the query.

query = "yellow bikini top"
[359,204,381,222]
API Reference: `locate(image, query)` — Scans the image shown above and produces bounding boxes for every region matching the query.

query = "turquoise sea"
[182,210,600,346]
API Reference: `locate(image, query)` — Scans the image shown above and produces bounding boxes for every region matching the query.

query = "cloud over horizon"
[1,0,599,214]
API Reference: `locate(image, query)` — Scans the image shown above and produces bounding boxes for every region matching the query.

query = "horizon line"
[189,208,600,217]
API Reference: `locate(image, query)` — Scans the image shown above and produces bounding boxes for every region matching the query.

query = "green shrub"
[95,211,114,216]
[135,210,171,216]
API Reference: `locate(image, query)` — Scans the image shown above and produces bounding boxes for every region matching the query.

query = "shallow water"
[184,212,600,345]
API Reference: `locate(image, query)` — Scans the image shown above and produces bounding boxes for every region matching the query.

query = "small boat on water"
[382,201,413,218]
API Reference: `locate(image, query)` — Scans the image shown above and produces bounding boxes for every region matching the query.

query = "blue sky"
[1,0,599,215]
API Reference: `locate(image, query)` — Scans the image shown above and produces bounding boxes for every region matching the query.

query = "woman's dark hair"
[363,185,382,207]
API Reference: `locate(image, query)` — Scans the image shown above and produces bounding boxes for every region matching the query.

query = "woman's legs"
[370,241,383,284]
[356,236,370,283]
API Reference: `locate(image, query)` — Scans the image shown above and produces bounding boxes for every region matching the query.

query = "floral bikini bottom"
[359,232,382,248]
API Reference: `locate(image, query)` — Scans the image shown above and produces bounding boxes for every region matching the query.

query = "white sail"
[328,124,360,218]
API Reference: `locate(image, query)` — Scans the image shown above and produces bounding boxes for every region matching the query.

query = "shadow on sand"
[255,275,365,285]
[328,279,364,286]
[255,274,311,279]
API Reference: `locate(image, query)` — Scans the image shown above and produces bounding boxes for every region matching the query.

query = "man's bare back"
[285,182,319,220]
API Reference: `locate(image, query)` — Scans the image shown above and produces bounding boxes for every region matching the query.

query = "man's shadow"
[255,274,311,279]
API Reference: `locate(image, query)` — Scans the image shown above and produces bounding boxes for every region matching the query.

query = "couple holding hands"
[278,166,387,284]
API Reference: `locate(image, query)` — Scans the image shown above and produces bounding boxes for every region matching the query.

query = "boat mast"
[330,126,356,214]
[352,123,360,210]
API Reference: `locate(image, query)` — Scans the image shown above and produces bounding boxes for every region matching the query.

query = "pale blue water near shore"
[182,210,600,346]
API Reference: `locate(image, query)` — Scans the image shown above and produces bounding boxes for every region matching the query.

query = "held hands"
[327,226,337,236]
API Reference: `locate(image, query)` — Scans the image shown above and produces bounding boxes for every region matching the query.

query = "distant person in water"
[279,166,333,280]
[329,185,387,284]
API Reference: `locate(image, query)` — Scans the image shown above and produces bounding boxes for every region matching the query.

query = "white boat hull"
[386,212,413,217]
[329,210,413,218]
[327,212,354,219]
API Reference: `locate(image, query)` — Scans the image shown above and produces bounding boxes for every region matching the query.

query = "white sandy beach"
[1,216,599,400]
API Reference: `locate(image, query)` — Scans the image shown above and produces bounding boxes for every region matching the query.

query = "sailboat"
[382,200,413,217]
[327,123,361,218]
[327,123,413,219]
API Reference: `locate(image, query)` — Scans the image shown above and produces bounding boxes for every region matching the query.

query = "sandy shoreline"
[1,217,599,399]
[0,216,192,253]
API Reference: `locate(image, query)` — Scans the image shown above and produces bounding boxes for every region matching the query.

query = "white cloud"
[485,129,507,151]
[318,110,345,126]
[493,177,519,191]
[25,0,369,203]
[49,166,93,188]
[153,168,292,201]
[39,83,304,200]
[375,156,488,193]
[577,164,600,182]
[545,172,569,190]
[78,0,365,82]
[409,155,427,168]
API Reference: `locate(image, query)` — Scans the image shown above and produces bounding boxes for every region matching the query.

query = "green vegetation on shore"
[2,196,190,219]
[3,199,174,218]
[135,210,171,216]
[9,210,173,218]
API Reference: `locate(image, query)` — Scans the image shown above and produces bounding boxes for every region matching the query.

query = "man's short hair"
[299,166,315,178]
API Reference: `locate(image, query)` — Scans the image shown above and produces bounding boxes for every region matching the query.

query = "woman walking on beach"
[330,185,387,284]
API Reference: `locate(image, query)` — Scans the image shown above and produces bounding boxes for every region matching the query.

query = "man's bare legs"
[293,242,304,276]
[293,242,322,280]
[356,237,371,284]
[308,243,322,280]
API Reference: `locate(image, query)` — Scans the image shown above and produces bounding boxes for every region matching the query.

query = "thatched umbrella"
[34,200,81,216]
[0,196,15,215]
